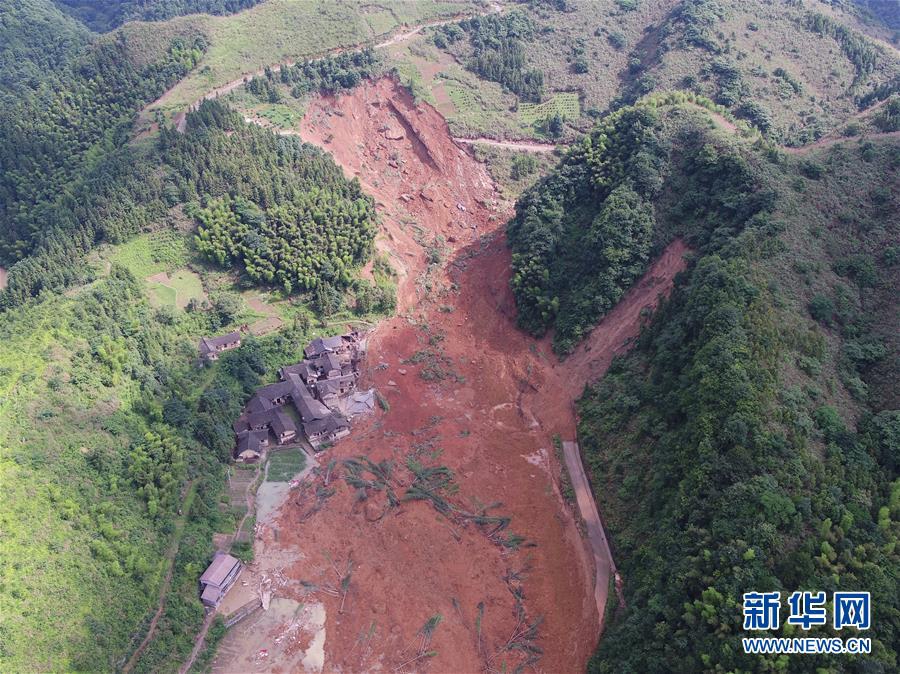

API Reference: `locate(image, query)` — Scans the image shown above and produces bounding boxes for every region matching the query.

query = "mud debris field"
[215,78,687,674]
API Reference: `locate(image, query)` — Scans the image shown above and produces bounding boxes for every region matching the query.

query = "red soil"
[254,78,688,673]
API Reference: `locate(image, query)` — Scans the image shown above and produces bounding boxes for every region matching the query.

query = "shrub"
[608,32,627,50]
[808,294,835,326]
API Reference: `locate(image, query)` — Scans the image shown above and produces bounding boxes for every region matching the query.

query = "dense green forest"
[512,100,899,671]
[0,258,320,669]
[507,102,667,353]
[507,93,766,353]
[0,0,206,265]
[53,0,262,32]
[2,98,378,307]
[194,184,376,296]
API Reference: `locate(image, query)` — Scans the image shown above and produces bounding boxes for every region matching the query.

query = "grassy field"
[147,269,206,309]
[0,220,329,668]
[105,229,190,279]
[133,0,478,121]
[224,85,310,130]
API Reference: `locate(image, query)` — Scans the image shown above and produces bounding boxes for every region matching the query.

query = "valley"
[1,1,897,672]
[199,77,689,671]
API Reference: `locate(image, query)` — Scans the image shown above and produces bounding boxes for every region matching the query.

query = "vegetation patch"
[267,448,308,482]
[147,269,206,310]
[517,92,580,126]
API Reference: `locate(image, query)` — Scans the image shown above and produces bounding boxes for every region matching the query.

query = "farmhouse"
[304,335,347,359]
[232,331,364,457]
[199,552,242,608]
[198,330,242,362]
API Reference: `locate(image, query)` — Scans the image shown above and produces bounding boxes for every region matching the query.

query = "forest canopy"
[53,0,263,32]
[514,100,900,672]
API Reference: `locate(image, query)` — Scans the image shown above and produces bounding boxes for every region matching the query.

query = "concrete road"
[562,441,617,632]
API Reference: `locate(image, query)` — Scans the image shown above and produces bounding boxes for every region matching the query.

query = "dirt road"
[122,481,196,673]
[179,464,262,674]
[783,129,900,154]
[164,3,504,133]
[453,136,560,153]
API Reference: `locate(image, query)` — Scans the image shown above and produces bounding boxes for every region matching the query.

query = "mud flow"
[215,77,687,673]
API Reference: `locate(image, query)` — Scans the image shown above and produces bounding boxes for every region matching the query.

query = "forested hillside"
[415,0,900,144]
[0,258,325,670]
[53,0,262,32]
[0,5,384,668]
[2,97,378,307]
[0,0,206,265]
[508,99,899,671]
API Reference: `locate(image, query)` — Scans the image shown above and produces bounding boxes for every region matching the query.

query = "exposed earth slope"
[206,77,687,673]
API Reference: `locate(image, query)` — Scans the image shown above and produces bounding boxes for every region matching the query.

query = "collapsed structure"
[233,332,364,461]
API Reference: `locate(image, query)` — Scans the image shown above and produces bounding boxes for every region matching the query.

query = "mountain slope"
[507,98,899,671]
[53,0,263,32]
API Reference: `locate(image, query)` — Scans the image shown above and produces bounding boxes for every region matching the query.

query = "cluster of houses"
[196,331,366,608]
[230,332,363,461]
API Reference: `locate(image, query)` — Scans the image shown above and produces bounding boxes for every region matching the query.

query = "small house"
[304,335,348,359]
[199,552,242,608]
[198,331,242,362]
[304,412,351,448]
[315,374,357,405]
[270,408,298,445]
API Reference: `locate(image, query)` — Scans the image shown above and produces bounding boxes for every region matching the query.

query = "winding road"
[453,136,559,153]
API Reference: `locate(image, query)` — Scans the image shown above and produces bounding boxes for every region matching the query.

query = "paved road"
[562,441,617,632]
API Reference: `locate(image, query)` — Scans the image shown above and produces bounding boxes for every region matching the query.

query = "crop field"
[518,92,581,125]
[224,85,310,130]
[138,0,478,118]
[254,103,301,128]
[266,447,308,482]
